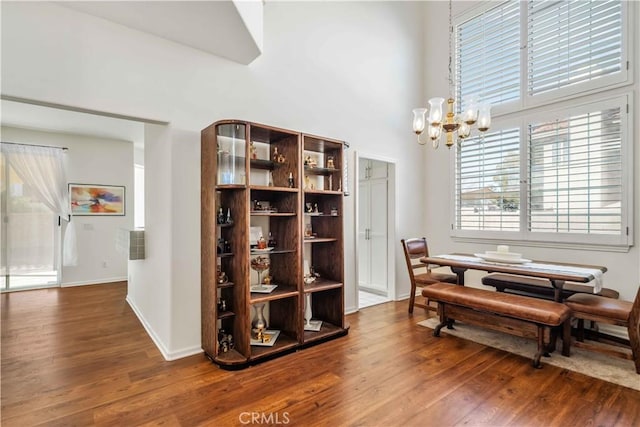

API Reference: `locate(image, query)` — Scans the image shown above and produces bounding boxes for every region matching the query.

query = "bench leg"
[433,303,454,337]
[533,326,544,368]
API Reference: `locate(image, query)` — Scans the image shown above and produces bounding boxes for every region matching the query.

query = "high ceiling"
[1,1,263,146]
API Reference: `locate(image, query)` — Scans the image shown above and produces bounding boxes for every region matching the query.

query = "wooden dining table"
[420,253,607,303]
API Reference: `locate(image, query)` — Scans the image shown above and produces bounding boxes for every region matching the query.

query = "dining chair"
[401,237,458,314]
[564,286,640,374]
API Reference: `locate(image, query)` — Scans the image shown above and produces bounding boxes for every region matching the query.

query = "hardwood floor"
[2,282,639,426]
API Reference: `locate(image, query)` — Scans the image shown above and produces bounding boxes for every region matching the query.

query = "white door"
[358,159,388,295]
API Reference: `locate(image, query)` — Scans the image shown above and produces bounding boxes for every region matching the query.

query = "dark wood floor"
[2,282,639,426]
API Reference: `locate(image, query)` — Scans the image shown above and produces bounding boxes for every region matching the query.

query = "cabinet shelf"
[217,281,235,289]
[217,310,235,319]
[250,249,295,255]
[250,212,296,217]
[250,185,298,192]
[250,333,298,360]
[303,237,338,243]
[250,287,299,303]
[304,279,343,293]
[303,321,348,344]
[250,158,275,170]
[304,189,343,195]
[215,184,245,190]
[214,348,247,365]
[217,252,234,258]
[304,166,340,176]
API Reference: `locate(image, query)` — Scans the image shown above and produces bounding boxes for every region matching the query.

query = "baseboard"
[125,295,203,361]
[62,277,127,287]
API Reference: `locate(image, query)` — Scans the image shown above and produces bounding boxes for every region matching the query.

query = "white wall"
[1,1,427,358]
[0,126,133,286]
[423,1,640,301]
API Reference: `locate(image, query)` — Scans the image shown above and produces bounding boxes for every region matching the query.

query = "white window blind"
[528,105,623,235]
[456,128,521,232]
[528,0,623,97]
[456,0,521,106]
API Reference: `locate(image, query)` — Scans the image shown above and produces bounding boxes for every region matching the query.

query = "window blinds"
[456,0,520,106]
[456,128,521,231]
[527,0,623,96]
[528,106,623,235]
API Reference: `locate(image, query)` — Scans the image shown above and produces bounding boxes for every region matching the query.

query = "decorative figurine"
[250,141,257,159]
[257,235,267,250]
[217,207,225,224]
[330,207,338,216]
[217,268,228,284]
[226,208,233,224]
[304,175,310,190]
[267,231,276,248]
[288,172,294,188]
[327,156,335,169]
[305,223,313,238]
[268,171,274,187]
[217,238,225,253]
[313,203,319,213]
[306,202,313,213]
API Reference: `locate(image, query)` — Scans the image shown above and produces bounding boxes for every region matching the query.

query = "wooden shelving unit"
[201,120,348,368]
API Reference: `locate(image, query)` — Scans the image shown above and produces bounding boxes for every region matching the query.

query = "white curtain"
[1,143,78,266]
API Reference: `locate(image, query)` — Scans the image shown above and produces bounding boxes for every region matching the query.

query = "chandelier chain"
[448,0,454,98]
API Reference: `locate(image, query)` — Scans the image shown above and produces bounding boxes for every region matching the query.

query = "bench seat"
[422,283,571,368]
[482,273,619,300]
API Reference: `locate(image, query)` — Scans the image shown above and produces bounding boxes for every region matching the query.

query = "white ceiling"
[58,0,262,65]
[2,1,263,146]
[1,99,145,145]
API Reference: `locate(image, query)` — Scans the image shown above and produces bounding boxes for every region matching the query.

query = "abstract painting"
[69,184,125,215]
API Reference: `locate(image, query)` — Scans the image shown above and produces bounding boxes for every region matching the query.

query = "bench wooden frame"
[423,283,571,368]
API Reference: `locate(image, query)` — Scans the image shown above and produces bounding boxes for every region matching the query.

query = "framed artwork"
[69,183,125,216]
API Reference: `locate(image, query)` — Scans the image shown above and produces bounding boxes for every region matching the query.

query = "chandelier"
[412,0,491,148]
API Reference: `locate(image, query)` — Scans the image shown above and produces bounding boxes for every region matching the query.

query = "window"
[456,0,628,112]
[452,1,632,248]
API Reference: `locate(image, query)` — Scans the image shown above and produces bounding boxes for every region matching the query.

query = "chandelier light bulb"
[428,97,445,127]
[428,124,442,141]
[412,108,428,134]
[477,103,492,132]
[458,122,471,139]
[462,95,479,125]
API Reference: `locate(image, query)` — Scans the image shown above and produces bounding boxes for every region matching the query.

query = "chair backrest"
[401,237,430,281]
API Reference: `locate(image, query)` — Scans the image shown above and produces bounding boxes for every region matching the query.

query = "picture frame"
[69,183,125,216]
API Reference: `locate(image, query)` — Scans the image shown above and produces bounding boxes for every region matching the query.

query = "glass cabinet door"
[216,123,246,185]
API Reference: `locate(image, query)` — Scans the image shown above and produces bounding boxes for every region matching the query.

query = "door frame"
[354,151,397,308]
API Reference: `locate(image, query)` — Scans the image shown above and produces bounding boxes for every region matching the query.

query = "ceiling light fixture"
[412,0,491,148]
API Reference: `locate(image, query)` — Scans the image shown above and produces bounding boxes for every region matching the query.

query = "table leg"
[450,267,467,286]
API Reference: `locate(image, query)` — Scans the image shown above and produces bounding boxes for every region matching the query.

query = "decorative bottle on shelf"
[288,172,294,188]
[217,208,225,224]
[267,232,276,248]
[252,303,267,341]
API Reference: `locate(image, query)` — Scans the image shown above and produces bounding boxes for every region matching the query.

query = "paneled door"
[358,158,388,295]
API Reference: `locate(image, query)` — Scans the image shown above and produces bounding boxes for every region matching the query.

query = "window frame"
[455,0,632,118]
[450,0,634,250]
[450,93,634,250]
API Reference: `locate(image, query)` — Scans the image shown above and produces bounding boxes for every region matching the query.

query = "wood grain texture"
[2,282,639,426]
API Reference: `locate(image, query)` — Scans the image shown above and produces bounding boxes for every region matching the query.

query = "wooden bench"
[422,282,571,368]
[481,273,619,301]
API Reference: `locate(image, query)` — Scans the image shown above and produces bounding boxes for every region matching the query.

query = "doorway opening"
[356,154,396,309]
